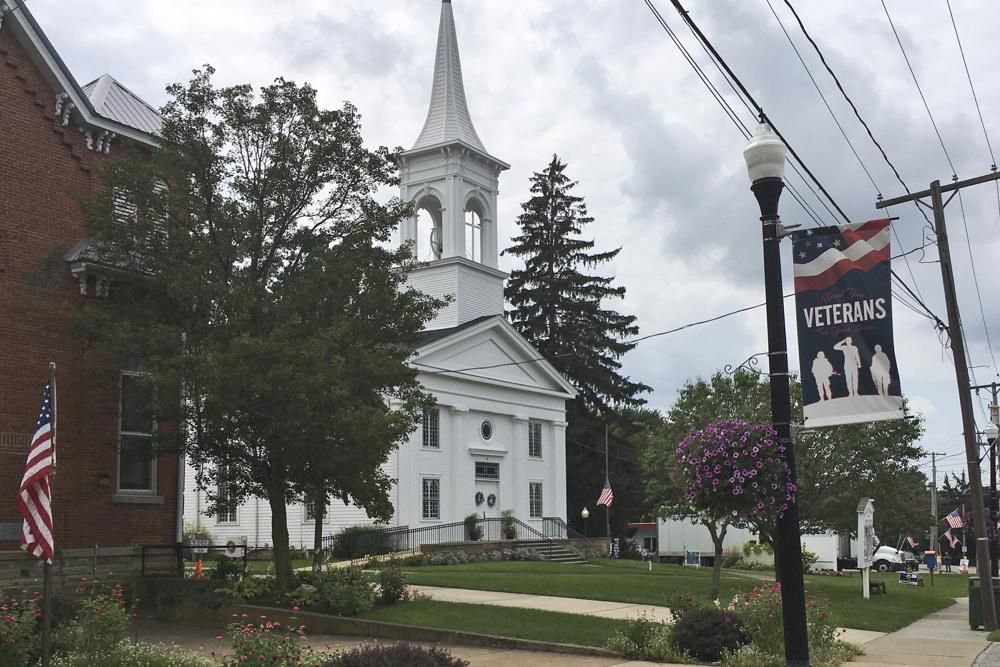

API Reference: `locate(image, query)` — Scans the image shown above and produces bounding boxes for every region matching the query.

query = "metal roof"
[82,74,163,136]
[412,0,486,153]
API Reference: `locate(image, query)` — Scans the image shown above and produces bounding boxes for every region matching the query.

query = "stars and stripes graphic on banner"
[945,508,964,529]
[17,384,55,563]
[943,528,959,549]
[791,219,891,293]
[596,479,614,507]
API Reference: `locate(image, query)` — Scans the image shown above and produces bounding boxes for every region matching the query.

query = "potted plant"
[465,513,483,541]
[500,510,516,539]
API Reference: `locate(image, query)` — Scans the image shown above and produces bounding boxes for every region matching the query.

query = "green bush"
[51,640,213,667]
[464,514,482,541]
[500,510,517,539]
[55,584,132,656]
[331,525,393,559]
[377,563,409,604]
[399,553,428,567]
[801,548,819,573]
[209,557,244,582]
[671,607,748,662]
[0,589,40,667]
[324,643,469,667]
[664,588,702,622]
[606,615,685,662]
[721,552,743,568]
[285,584,319,609]
[224,616,333,666]
[316,566,374,616]
[215,576,273,603]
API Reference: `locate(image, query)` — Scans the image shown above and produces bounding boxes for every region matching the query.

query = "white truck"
[653,518,757,564]
[801,532,915,572]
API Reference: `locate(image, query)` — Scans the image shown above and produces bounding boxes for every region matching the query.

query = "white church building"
[184,0,575,548]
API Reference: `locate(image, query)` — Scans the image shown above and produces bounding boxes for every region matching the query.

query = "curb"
[159,600,621,659]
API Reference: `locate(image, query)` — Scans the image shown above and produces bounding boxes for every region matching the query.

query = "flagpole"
[604,424,610,540]
[42,362,56,667]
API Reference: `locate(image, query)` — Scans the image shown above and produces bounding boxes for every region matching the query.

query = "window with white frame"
[422,478,440,520]
[216,467,237,524]
[304,496,326,522]
[528,422,543,458]
[529,482,543,518]
[118,372,155,492]
[475,461,499,481]
[422,407,439,448]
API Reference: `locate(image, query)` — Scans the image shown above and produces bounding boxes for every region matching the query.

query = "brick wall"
[0,26,178,549]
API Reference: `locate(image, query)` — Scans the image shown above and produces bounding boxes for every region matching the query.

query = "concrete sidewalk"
[847,597,990,666]
[411,584,886,648]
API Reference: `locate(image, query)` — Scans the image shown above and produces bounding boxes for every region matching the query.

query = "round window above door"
[480,419,493,441]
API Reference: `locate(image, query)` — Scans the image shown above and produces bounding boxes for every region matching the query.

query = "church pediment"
[413,317,575,398]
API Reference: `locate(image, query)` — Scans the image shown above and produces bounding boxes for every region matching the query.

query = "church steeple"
[412,0,486,153]
[399,0,510,330]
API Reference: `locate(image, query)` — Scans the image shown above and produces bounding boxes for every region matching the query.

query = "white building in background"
[184,0,574,548]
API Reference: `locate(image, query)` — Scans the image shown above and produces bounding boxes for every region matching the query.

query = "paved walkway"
[132,616,666,666]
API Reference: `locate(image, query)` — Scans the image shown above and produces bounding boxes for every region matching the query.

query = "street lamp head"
[985,422,999,440]
[743,122,787,184]
[581,507,590,519]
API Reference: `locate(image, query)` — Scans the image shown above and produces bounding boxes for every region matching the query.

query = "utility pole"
[877,170,1000,631]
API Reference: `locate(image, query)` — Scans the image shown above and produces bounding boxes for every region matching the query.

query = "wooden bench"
[869,580,887,595]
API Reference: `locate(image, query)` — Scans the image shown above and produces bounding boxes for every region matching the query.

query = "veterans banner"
[790,219,904,427]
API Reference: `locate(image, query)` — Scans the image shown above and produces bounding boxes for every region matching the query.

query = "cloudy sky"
[30,0,1000,482]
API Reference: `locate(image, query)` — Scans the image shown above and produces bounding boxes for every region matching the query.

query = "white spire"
[412,0,487,153]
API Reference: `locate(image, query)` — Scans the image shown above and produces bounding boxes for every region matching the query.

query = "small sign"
[610,538,621,559]
[685,550,701,568]
[857,498,875,569]
[189,539,209,555]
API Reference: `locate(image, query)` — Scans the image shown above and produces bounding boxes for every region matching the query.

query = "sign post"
[858,498,875,599]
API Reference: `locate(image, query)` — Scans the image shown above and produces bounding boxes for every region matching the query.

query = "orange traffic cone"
[195,558,202,580]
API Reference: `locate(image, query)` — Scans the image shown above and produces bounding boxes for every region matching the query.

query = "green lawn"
[404,559,969,632]
[360,599,629,647]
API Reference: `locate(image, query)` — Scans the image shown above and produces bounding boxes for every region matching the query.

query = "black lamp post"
[987,422,999,578]
[744,122,811,667]
[581,507,590,538]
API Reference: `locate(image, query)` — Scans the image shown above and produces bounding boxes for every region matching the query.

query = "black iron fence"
[323,517,557,562]
[541,516,586,540]
[140,543,248,578]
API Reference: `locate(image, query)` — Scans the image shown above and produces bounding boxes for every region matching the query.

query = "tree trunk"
[772,540,782,584]
[312,492,325,572]
[267,455,294,592]
[706,522,728,600]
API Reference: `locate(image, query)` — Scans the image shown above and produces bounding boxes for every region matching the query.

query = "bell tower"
[400,0,510,329]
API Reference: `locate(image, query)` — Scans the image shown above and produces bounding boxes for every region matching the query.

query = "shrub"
[331,525,393,560]
[223,616,332,667]
[663,589,702,622]
[209,557,244,582]
[500,510,517,539]
[215,576,273,603]
[399,553,428,567]
[801,548,819,573]
[324,643,470,667]
[55,584,132,656]
[316,566,374,616]
[0,589,40,666]
[721,551,743,569]
[464,514,482,541]
[286,584,319,609]
[671,607,748,662]
[377,564,408,604]
[51,640,213,667]
[605,615,684,662]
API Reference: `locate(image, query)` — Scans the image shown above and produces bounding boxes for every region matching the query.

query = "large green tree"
[80,67,440,590]
[503,155,650,528]
[644,370,927,565]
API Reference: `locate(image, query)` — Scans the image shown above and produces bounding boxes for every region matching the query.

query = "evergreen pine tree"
[504,155,650,531]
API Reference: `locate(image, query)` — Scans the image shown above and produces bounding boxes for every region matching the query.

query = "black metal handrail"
[331,517,555,562]
[541,516,586,540]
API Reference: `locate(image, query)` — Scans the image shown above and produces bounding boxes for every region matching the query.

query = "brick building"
[0,3,180,558]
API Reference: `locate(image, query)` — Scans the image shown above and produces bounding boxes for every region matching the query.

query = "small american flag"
[945,509,964,529]
[597,479,613,507]
[944,529,959,549]
[18,384,55,563]
[906,535,918,548]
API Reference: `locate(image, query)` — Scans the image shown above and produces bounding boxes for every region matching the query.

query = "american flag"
[945,508,964,529]
[17,384,55,563]
[791,219,891,292]
[906,535,918,548]
[944,528,959,549]
[596,479,613,507]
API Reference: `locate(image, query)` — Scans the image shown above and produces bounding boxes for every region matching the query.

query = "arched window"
[464,197,486,262]
[415,194,443,261]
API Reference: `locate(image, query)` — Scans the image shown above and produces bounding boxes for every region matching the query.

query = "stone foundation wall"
[0,546,178,593]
